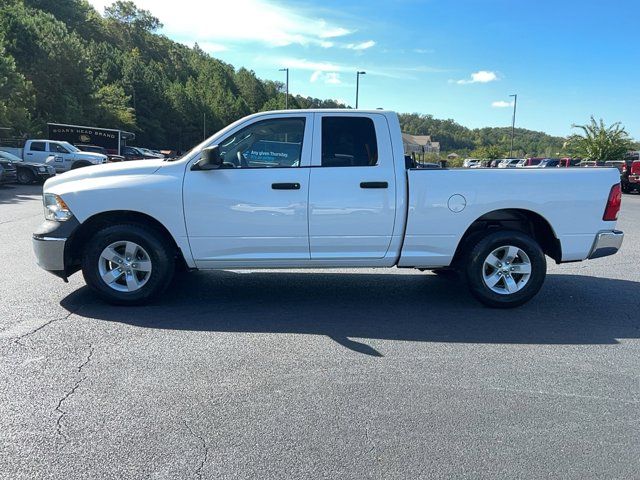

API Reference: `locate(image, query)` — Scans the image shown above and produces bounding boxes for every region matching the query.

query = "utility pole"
[356,71,366,108]
[509,94,518,157]
[279,68,289,109]
[203,112,206,141]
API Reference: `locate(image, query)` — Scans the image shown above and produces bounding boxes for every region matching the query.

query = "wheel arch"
[451,208,562,266]
[70,160,92,169]
[66,210,187,273]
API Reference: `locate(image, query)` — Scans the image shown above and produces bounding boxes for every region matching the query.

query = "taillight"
[603,184,622,221]
[632,161,640,174]
[622,164,627,173]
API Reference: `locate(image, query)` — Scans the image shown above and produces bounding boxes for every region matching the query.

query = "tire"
[17,168,36,184]
[81,224,175,305]
[71,161,91,170]
[465,230,546,308]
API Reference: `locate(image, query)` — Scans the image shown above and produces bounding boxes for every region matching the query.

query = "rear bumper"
[588,230,624,259]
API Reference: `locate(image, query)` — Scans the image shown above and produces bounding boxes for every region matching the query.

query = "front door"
[308,114,397,259]
[183,113,313,267]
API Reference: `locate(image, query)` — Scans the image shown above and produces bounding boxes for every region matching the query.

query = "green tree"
[567,117,632,161]
[0,35,34,134]
[104,1,162,31]
[470,145,505,160]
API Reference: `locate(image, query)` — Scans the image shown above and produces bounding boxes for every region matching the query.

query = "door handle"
[360,181,388,189]
[272,182,300,190]
[26,153,33,155]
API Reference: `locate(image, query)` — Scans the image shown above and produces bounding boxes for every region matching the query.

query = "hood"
[44,159,165,190]
[75,151,106,160]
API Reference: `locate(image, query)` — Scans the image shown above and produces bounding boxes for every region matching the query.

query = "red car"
[558,158,582,167]
[622,160,640,193]
[521,157,544,167]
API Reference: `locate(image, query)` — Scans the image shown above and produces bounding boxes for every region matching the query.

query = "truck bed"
[398,167,621,267]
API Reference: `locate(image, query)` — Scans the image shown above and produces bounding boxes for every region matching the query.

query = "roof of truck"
[260,109,395,114]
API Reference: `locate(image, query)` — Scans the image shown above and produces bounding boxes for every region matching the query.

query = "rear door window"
[30,142,46,152]
[321,117,378,167]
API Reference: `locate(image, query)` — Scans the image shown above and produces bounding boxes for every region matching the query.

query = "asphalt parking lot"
[1,183,639,479]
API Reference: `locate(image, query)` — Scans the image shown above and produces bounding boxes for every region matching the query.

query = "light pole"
[509,93,517,158]
[356,71,366,108]
[279,68,289,109]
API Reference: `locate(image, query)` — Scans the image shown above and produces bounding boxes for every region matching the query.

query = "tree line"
[0,0,636,157]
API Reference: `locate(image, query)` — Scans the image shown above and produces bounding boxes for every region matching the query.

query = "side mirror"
[191,145,222,171]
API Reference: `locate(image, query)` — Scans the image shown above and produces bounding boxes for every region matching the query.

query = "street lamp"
[509,94,518,158]
[356,71,366,109]
[279,68,289,109]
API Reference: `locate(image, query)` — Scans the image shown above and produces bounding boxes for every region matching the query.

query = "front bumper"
[1,171,17,184]
[32,236,67,272]
[36,170,56,180]
[32,218,80,280]
[588,230,624,259]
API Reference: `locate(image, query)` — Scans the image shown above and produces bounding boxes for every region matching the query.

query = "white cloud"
[198,42,228,53]
[345,40,376,50]
[87,0,353,48]
[282,58,343,72]
[491,100,513,108]
[455,70,499,84]
[310,70,342,85]
[325,72,341,84]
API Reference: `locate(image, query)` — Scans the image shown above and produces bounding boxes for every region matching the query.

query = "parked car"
[497,158,522,168]
[0,150,56,184]
[558,158,582,168]
[0,153,18,184]
[463,158,480,168]
[3,140,107,172]
[33,109,624,309]
[138,147,165,159]
[76,144,125,163]
[121,146,160,161]
[519,157,544,167]
[532,158,560,168]
[0,164,4,185]
[621,160,640,193]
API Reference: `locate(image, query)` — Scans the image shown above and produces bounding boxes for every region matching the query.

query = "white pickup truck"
[4,139,107,172]
[33,110,624,308]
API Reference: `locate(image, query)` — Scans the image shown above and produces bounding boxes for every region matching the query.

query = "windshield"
[60,141,80,152]
[0,150,22,162]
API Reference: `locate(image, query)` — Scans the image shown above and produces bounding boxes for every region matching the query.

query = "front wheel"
[465,230,546,308]
[81,224,175,305]
[17,168,36,184]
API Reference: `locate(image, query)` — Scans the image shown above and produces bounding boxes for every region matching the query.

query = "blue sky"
[88,0,640,138]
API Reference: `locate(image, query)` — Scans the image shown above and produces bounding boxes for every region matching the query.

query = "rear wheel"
[17,168,36,184]
[81,224,175,305]
[465,230,546,308]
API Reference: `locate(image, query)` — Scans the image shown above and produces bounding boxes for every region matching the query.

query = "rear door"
[308,113,397,259]
[24,141,49,164]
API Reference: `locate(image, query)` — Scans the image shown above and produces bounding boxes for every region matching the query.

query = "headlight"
[38,166,46,172]
[43,194,73,222]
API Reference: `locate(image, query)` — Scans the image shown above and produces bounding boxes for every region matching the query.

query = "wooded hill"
[1,0,567,155]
